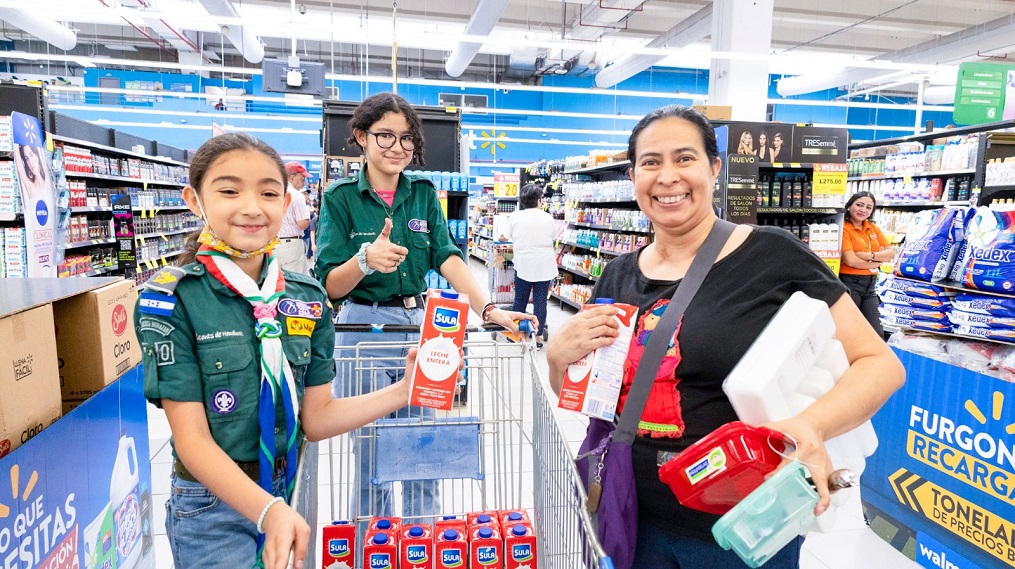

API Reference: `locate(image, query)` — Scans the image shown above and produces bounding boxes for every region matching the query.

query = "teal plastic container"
[712,462,818,568]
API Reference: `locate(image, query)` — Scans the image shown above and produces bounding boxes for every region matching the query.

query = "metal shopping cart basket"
[321,323,611,568]
[490,241,516,304]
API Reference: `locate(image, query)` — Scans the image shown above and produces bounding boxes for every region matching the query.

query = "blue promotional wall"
[46,66,953,176]
[0,366,153,569]
[861,348,1015,569]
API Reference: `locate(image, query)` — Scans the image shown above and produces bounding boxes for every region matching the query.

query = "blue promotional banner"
[862,348,1015,568]
[11,111,56,277]
[0,366,153,569]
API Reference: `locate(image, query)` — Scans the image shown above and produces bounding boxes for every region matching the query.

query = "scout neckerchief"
[197,225,279,258]
[195,245,299,563]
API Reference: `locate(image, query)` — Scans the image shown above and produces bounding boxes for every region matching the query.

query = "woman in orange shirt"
[840,191,892,336]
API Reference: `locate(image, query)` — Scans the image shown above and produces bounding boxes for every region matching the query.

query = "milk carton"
[470,526,503,569]
[368,517,401,540]
[400,525,434,569]
[467,512,500,530]
[363,533,397,569]
[557,299,638,420]
[409,290,469,410]
[498,511,530,529]
[435,515,468,536]
[434,528,468,569]
[321,520,355,569]
[504,524,538,569]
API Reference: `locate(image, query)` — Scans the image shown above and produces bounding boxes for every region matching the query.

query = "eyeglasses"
[366,131,416,151]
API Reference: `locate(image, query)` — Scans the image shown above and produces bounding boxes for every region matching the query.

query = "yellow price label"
[813,163,848,196]
[161,234,168,242]
[160,256,168,267]
[138,236,146,247]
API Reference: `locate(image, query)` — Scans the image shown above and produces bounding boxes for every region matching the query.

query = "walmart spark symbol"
[0,464,40,519]
[480,130,507,156]
[964,391,1015,434]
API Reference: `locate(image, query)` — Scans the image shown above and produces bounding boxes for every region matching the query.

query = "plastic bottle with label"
[110,434,142,569]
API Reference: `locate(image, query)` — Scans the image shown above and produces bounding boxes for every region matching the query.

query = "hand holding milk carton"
[557,299,639,421]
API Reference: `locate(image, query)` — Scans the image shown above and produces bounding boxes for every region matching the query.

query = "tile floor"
[145,258,920,568]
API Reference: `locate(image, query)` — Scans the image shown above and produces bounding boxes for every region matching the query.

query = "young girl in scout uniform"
[134,132,416,569]
[314,92,536,524]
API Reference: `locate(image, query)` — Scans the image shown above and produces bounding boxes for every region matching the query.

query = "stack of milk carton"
[877,274,953,333]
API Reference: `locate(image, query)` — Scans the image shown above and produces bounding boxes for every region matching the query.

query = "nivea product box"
[321,520,355,569]
[400,524,434,569]
[409,290,469,410]
[558,299,638,420]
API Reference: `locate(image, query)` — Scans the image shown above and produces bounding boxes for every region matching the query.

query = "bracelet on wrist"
[481,302,498,322]
[256,496,284,534]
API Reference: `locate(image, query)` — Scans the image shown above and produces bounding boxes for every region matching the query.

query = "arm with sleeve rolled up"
[766,293,905,515]
[165,401,310,569]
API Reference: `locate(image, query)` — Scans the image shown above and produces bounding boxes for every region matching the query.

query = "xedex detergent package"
[878,289,952,310]
[961,209,1015,293]
[895,208,965,282]
[876,273,945,299]
[951,292,1015,316]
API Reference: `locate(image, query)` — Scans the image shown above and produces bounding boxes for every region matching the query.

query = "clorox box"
[409,290,469,410]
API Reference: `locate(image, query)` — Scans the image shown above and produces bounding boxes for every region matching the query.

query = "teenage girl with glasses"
[314,92,536,528]
[840,191,892,336]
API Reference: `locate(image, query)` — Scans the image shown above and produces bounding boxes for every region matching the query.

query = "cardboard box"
[693,105,733,120]
[53,279,141,399]
[0,304,62,458]
[62,399,85,415]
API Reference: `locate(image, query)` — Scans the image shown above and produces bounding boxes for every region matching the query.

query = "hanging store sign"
[953,62,1015,125]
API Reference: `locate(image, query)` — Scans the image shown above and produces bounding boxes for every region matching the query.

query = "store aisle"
[144,258,917,569]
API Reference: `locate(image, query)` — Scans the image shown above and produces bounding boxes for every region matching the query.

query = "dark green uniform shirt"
[314,167,464,302]
[135,262,336,462]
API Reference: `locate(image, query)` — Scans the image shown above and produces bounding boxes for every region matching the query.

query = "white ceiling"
[1,0,1015,96]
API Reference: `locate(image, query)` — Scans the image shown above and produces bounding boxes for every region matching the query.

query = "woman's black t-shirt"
[589,226,848,540]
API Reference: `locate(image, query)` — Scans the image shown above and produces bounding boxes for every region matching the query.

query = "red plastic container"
[657,421,788,515]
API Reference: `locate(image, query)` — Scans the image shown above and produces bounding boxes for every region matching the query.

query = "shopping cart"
[490,241,516,304]
[321,322,611,568]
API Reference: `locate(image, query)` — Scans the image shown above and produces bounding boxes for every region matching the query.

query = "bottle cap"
[443,529,459,540]
[332,520,350,525]
[442,515,459,520]
[506,512,524,521]
[478,527,494,539]
[595,298,614,304]
[408,526,425,538]
[440,291,459,300]
[477,514,492,524]
[512,524,527,537]
[372,533,389,545]
[376,519,392,530]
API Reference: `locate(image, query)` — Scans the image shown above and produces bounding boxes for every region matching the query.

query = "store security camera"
[299,4,307,14]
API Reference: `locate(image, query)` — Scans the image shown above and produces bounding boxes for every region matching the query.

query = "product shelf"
[558,240,626,257]
[569,221,651,234]
[136,249,184,266]
[558,264,599,281]
[846,168,975,182]
[756,207,843,214]
[52,134,189,167]
[64,171,187,187]
[562,160,631,176]
[550,291,583,310]
[68,266,118,278]
[880,200,973,208]
[64,237,117,250]
[133,227,196,240]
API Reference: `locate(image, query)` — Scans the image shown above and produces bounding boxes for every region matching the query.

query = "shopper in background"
[314,92,535,525]
[302,188,317,264]
[756,131,771,161]
[497,183,556,348]
[275,161,311,274]
[769,131,786,162]
[735,131,754,155]
[135,132,419,569]
[840,191,892,336]
[545,105,904,568]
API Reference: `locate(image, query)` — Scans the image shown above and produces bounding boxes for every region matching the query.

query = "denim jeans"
[165,474,286,569]
[632,519,803,569]
[511,276,551,337]
[333,301,439,528]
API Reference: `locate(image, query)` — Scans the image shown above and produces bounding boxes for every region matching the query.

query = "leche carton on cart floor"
[409,290,469,411]
[557,300,638,420]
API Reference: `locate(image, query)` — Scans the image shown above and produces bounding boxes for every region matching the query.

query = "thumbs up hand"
[366,218,410,273]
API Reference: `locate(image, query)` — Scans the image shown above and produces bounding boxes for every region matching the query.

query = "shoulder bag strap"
[614,219,737,445]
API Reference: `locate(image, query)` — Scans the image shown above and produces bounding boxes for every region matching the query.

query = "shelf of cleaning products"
[558,265,599,282]
[562,160,631,176]
[64,171,187,187]
[551,291,583,310]
[569,221,651,234]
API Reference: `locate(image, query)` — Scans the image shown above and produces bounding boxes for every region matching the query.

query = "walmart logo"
[0,464,39,518]
[963,392,1015,434]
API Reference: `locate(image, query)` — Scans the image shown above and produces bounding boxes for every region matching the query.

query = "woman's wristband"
[481,302,498,322]
[256,496,284,534]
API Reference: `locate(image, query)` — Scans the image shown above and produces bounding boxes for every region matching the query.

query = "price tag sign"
[813,163,848,196]
[493,172,520,198]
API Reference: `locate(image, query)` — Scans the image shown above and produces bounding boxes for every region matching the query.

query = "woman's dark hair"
[18,145,46,183]
[347,93,426,166]
[177,132,287,266]
[518,184,544,210]
[845,191,877,223]
[627,105,718,167]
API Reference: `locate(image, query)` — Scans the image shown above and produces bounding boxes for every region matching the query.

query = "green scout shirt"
[134,262,336,463]
[314,166,464,302]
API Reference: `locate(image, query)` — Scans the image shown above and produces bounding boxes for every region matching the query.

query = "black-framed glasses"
[366,130,416,151]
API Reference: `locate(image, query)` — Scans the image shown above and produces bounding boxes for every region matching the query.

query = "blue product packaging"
[948,309,992,328]
[876,274,946,299]
[878,289,951,309]
[895,208,964,282]
[961,209,1015,293]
